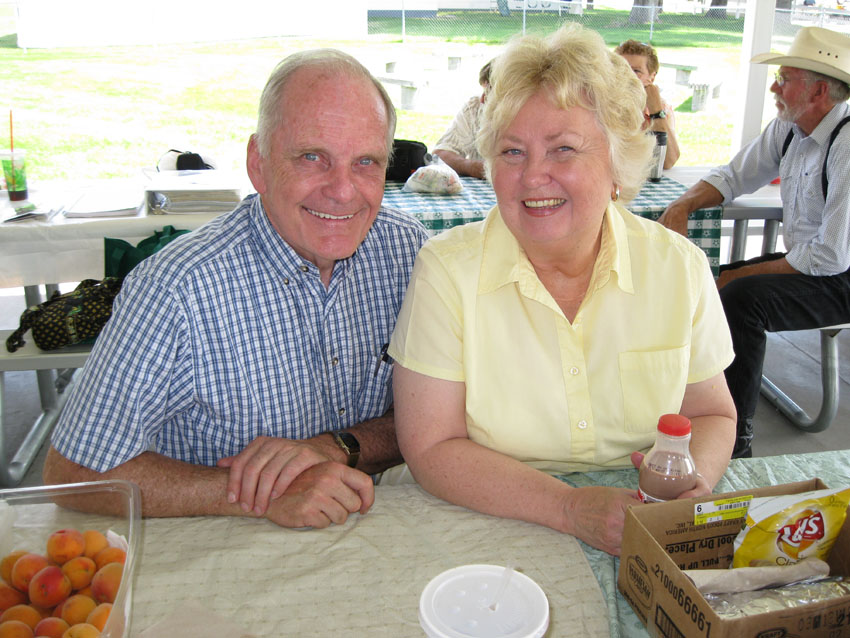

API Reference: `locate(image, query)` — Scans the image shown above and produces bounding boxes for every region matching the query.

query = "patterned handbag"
[5,278,123,352]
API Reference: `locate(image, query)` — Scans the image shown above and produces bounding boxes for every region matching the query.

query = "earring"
[611,185,620,201]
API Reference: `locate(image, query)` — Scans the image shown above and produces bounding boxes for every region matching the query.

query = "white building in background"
[16,0,367,48]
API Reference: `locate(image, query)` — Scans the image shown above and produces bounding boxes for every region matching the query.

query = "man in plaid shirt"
[44,50,428,529]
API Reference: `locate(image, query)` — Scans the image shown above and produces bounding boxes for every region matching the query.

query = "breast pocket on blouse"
[619,346,689,433]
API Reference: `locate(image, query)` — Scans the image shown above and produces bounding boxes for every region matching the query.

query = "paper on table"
[64,189,144,218]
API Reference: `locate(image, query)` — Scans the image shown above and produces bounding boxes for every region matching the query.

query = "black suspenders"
[780,115,850,199]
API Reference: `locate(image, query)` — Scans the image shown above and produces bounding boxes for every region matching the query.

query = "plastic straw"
[8,109,16,192]
[488,564,515,611]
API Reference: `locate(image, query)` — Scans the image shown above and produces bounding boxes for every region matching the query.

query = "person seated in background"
[659,26,850,459]
[42,49,429,529]
[615,39,681,169]
[432,60,494,179]
[390,24,736,557]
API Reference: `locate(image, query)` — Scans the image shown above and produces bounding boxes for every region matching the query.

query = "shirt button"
[283,278,290,285]
[338,408,346,416]
[331,357,339,366]
[300,265,309,272]
[577,420,588,429]
[570,366,579,376]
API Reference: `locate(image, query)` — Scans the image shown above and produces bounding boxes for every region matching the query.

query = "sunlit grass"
[0,9,747,183]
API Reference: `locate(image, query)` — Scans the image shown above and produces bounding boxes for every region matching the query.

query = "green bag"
[5,278,124,352]
[104,224,190,278]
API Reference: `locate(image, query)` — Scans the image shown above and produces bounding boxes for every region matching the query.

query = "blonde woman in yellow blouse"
[389,24,737,556]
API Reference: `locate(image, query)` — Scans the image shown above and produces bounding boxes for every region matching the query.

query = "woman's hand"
[560,486,641,556]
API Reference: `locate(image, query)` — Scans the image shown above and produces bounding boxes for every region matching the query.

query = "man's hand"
[658,201,690,237]
[218,435,342,515]
[263,462,375,529]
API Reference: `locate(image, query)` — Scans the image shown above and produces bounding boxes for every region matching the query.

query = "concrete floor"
[3,286,850,489]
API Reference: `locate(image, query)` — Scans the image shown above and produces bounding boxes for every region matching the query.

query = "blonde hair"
[477,23,653,202]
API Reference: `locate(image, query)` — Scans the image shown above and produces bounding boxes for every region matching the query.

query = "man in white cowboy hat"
[660,26,850,459]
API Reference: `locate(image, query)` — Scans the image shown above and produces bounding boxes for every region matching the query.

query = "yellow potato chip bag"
[732,486,850,568]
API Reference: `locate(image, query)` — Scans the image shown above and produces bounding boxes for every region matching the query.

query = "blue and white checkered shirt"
[51,194,428,472]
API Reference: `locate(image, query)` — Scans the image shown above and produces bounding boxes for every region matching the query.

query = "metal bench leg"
[0,368,79,487]
[760,329,841,433]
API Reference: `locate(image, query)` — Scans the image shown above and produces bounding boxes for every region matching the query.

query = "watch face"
[337,431,360,453]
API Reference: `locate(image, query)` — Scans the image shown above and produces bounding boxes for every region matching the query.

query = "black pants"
[719,253,850,455]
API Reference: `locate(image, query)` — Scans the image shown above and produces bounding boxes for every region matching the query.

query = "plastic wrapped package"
[403,157,464,195]
[705,576,850,619]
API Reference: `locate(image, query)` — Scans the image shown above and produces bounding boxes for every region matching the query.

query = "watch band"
[332,431,360,468]
[649,110,666,120]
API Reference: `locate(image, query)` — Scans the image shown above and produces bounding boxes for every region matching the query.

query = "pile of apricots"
[0,528,125,638]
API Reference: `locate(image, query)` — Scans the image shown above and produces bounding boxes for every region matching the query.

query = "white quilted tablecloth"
[130,483,608,637]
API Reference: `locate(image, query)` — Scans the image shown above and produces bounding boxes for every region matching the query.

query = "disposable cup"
[1,149,28,201]
[419,564,549,638]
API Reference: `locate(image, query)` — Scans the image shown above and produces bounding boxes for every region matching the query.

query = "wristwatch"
[332,431,360,468]
[649,110,667,120]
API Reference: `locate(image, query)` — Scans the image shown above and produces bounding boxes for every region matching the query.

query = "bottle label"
[637,487,665,504]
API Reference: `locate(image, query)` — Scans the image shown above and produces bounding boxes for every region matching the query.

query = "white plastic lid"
[419,565,549,638]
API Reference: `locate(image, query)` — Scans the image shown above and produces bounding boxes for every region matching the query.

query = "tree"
[629,0,662,24]
[705,0,728,19]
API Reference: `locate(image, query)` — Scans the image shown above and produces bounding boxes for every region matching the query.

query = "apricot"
[79,534,106,565]
[0,553,28,586]
[32,616,69,638]
[90,549,123,573]
[60,623,100,638]
[0,606,41,631]
[88,564,120,607]
[0,583,26,613]
[58,559,94,594]
[83,604,109,633]
[10,556,48,594]
[0,620,34,638]
[57,597,95,629]
[45,532,84,567]
[27,568,71,610]
[0,605,40,629]
[70,587,91,601]
[50,599,66,620]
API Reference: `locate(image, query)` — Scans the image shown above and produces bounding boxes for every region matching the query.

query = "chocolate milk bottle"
[638,414,697,503]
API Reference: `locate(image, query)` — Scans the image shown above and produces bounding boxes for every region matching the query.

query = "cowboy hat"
[751,26,850,86]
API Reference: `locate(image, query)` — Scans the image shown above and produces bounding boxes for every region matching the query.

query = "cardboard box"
[618,479,850,638]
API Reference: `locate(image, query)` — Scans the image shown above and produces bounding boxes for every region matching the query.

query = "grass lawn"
[0,8,747,184]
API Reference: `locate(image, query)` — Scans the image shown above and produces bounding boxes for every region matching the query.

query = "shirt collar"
[477,202,634,297]
[798,102,850,146]
[249,194,352,286]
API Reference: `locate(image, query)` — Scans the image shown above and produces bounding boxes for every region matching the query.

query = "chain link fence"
[368,0,850,45]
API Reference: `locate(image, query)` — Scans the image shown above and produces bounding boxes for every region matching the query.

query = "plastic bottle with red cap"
[637,414,697,503]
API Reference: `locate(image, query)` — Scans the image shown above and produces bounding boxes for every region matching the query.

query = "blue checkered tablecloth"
[382,176,722,275]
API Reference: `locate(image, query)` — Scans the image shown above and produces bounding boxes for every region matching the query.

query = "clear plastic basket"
[0,480,141,638]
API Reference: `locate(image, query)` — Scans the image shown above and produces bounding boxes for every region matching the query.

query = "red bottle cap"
[657,413,691,436]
